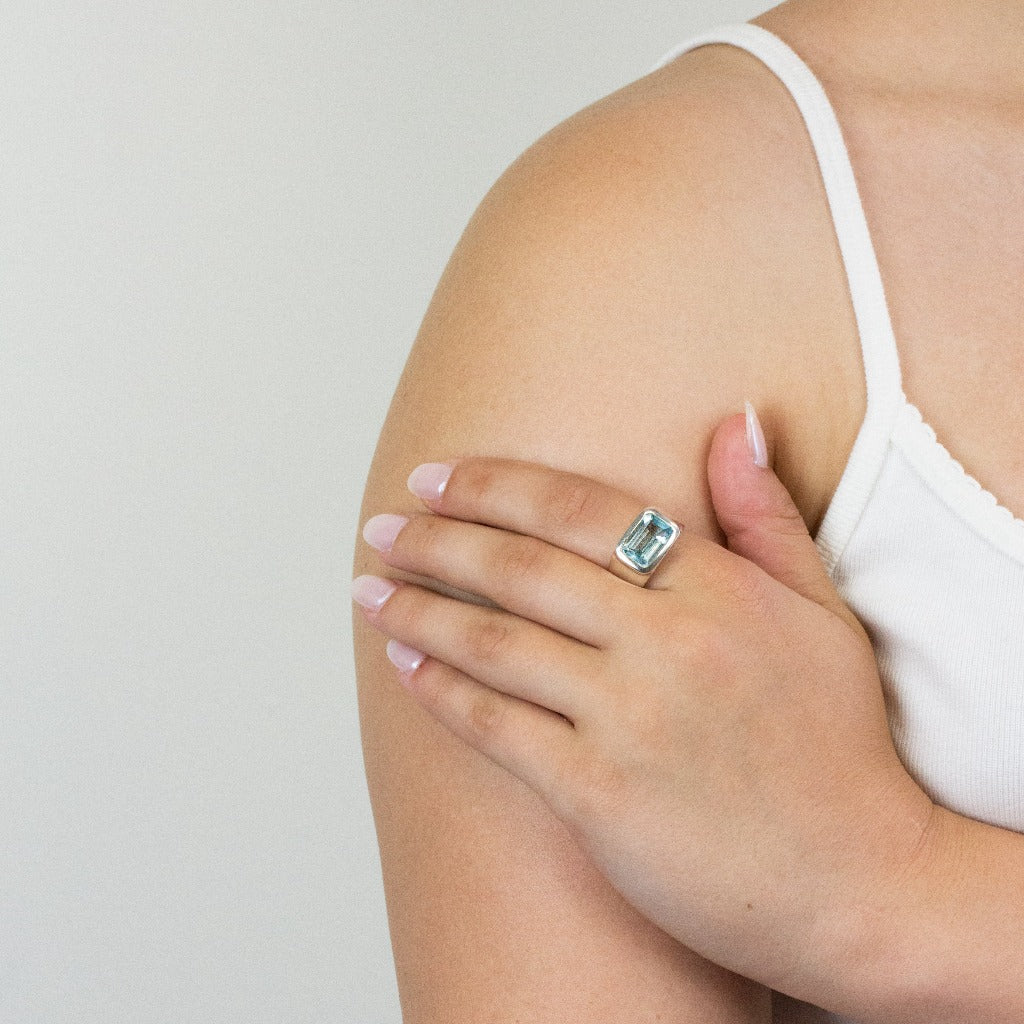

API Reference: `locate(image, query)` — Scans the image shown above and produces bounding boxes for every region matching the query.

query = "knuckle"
[541,475,594,529]
[454,459,502,510]
[491,535,546,583]
[465,689,505,741]
[686,547,772,616]
[464,614,512,662]
[770,502,814,537]
[717,559,771,615]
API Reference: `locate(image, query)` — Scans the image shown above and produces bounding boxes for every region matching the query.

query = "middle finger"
[373,512,625,649]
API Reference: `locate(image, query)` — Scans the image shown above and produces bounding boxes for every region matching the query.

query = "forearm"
[820,804,1024,1023]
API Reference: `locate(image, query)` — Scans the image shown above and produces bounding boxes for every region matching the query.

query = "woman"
[351,0,1024,1019]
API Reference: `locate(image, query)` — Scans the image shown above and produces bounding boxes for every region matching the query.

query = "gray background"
[1,1,768,1020]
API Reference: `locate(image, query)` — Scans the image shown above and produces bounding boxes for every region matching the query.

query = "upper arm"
[353,48,830,1023]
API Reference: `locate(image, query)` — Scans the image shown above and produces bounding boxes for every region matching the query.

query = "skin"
[353,447,938,1013]
[752,0,1024,524]
[353,0,1024,1018]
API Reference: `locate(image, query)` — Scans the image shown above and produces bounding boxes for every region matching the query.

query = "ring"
[607,507,682,587]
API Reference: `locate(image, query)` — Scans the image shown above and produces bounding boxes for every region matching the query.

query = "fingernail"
[407,462,454,503]
[744,400,769,468]
[351,574,398,610]
[386,638,426,672]
[362,513,408,553]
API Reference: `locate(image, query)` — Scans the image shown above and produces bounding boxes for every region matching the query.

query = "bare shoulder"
[621,41,866,537]
[353,41,863,1019]
[426,40,864,539]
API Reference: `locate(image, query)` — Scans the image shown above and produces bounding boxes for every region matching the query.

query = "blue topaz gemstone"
[614,508,680,573]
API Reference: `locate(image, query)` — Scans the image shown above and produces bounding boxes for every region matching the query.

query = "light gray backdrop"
[1,1,769,1020]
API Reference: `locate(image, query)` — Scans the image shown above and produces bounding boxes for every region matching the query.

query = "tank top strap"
[646,21,906,571]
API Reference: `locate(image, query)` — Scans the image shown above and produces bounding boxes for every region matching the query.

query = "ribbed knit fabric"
[646,22,1024,1024]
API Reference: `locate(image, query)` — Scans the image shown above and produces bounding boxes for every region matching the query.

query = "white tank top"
[646,21,1024,1024]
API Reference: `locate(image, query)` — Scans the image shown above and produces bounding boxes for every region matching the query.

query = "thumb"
[707,401,857,629]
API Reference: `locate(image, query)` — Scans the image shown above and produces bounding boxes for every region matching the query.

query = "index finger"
[408,456,711,593]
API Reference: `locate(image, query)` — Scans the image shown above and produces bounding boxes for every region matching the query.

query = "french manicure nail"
[351,574,398,610]
[362,513,408,553]
[407,462,454,503]
[386,638,425,673]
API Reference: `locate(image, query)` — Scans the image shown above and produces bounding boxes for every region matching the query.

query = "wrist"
[829,796,955,1022]
[786,772,945,1022]
[816,796,1024,1024]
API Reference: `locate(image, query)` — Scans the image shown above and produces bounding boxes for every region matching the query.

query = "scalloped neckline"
[893,393,1024,554]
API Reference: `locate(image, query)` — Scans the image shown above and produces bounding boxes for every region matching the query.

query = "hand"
[352,406,938,1006]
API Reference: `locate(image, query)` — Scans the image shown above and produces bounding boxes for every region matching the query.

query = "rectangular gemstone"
[617,509,677,572]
